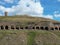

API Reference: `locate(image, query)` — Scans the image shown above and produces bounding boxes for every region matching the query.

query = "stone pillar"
[57,27,59,30]
[48,27,51,30]
[44,26,45,30]
[8,26,11,30]
[0,26,1,30]
[18,26,20,30]
[19,26,21,30]
[57,26,59,30]
[58,27,59,30]
[14,25,16,30]
[35,26,36,30]
[53,28,55,30]
[4,26,5,30]
[39,26,40,30]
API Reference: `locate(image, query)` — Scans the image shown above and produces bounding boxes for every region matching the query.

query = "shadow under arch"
[55,27,58,30]
[20,27,24,29]
[59,27,60,30]
[50,27,54,30]
[32,27,35,29]
[36,26,40,29]
[40,27,44,30]
[25,26,28,29]
[11,25,14,29]
[45,27,49,30]
[16,26,19,30]
[5,25,8,30]
[1,25,4,30]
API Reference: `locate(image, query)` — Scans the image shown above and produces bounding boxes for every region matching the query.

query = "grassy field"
[0,30,60,45]
[0,16,59,23]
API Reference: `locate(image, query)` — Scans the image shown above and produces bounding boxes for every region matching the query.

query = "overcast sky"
[0,0,60,21]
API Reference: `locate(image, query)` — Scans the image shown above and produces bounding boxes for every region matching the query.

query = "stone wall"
[0,21,60,30]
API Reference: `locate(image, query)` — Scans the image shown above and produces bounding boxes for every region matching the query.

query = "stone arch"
[59,27,60,30]
[32,27,35,29]
[25,26,28,29]
[11,25,14,29]
[16,26,19,30]
[20,27,24,29]
[50,27,54,30]
[1,25,4,30]
[40,27,44,30]
[5,25,8,30]
[45,27,49,30]
[36,26,40,29]
[55,27,58,30]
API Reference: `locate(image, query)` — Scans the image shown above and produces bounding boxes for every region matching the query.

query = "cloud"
[0,0,53,19]
[14,0,44,16]
[41,15,53,19]
[54,11,60,17]
[54,14,60,17]
[0,0,43,16]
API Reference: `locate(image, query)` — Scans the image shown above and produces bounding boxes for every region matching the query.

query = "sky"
[0,0,60,21]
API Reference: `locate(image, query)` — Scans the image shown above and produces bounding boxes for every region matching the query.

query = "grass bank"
[0,30,60,45]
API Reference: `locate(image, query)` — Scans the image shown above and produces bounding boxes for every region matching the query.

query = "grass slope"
[0,16,59,23]
[0,30,60,45]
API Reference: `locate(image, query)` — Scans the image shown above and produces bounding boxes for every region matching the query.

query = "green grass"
[0,16,58,23]
[0,30,60,45]
[27,31,36,45]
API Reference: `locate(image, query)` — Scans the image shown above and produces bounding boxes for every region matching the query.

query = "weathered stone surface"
[0,21,60,30]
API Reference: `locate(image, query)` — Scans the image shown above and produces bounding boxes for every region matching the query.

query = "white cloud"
[54,11,60,17]
[0,0,43,16]
[0,0,54,19]
[54,14,60,17]
[16,0,43,16]
[41,15,53,19]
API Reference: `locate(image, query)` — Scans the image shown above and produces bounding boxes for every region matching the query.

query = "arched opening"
[40,27,44,30]
[36,27,40,29]
[59,27,60,30]
[5,25,8,30]
[45,27,49,30]
[55,27,58,30]
[50,27,54,30]
[16,26,19,30]
[25,27,28,29]
[11,26,14,29]
[20,27,23,29]
[32,27,35,29]
[1,26,4,30]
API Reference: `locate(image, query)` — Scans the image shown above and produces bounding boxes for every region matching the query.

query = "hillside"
[0,16,60,45]
[0,30,60,45]
[0,15,59,23]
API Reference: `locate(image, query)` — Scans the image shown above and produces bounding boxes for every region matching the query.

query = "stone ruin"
[0,21,60,30]
[0,12,60,30]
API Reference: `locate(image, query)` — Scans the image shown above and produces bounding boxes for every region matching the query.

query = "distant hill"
[0,15,59,23]
[0,16,60,45]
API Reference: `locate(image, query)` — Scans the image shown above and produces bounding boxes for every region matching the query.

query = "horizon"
[0,0,60,21]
